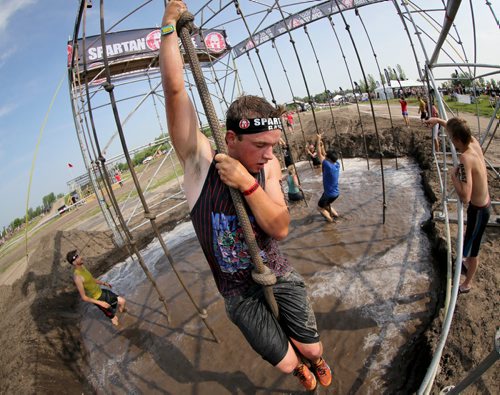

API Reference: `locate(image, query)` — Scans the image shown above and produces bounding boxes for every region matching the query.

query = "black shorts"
[96,288,118,319]
[318,193,339,208]
[288,192,303,201]
[420,111,427,120]
[224,270,319,366]
[463,202,491,258]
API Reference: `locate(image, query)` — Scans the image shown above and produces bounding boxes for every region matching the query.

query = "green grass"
[388,95,497,118]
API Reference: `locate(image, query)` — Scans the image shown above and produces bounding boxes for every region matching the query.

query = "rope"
[327,15,370,170]
[270,39,313,172]
[302,25,345,170]
[273,1,322,137]
[355,7,399,170]
[96,0,219,341]
[176,10,279,318]
[332,1,387,223]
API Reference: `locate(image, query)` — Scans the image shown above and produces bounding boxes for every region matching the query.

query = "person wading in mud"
[425,117,491,294]
[315,133,341,223]
[67,250,126,326]
[159,0,332,390]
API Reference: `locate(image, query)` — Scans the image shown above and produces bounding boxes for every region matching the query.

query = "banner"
[68,28,231,74]
[232,0,384,58]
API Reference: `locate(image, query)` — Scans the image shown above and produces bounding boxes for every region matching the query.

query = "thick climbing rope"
[302,25,345,170]
[95,0,219,341]
[176,10,280,318]
[354,6,399,170]
[333,0,387,224]
[327,15,370,170]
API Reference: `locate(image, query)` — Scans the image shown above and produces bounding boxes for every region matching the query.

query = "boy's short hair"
[66,250,78,264]
[326,149,338,163]
[447,117,472,146]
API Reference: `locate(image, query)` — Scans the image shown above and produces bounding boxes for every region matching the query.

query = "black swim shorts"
[96,288,118,319]
[463,201,491,258]
[318,193,339,208]
[224,270,320,366]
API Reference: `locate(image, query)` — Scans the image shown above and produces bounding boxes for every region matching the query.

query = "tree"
[386,67,397,81]
[42,192,56,212]
[396,64,407,80]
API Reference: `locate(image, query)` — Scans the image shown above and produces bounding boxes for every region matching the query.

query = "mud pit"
[0,106,498,394]
[81,158,435,394]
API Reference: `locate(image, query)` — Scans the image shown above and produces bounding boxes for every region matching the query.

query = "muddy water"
[81,158,437,394]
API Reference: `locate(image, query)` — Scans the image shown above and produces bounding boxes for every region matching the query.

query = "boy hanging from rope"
[159,0,332,390]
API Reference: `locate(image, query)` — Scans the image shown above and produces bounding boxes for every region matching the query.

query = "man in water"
[426,117,491,293]
[316,133,341,222]
[159,0,332,390]
[67,250,126,326]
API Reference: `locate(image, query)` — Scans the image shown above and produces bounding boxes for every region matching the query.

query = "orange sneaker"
[312,357,332,387]
[293,363,317,391]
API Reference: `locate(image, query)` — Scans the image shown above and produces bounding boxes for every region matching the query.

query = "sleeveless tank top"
[74,266,102,300]
[190,158,291,298]
[287,175,300,194]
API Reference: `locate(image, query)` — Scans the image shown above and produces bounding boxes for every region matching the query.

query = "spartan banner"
[68,28,231,71]
[232,0,384,58]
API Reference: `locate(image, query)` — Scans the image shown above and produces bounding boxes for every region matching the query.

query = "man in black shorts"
[159,0,332,390]
[68,250,126,326]
[426,117,491,294]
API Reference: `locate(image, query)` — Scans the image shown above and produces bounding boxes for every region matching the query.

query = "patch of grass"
[388,95,497,118]
[443,95,497,118]
[149,164,184,190]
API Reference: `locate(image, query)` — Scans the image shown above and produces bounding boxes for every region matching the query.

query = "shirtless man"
[159,0,331,390]
[426,117,491,293]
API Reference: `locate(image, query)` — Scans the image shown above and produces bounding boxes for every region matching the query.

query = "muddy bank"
[0,107,498,394]
[0,208,189,394]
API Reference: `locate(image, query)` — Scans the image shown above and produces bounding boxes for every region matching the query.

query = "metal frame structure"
[68,0,499,392]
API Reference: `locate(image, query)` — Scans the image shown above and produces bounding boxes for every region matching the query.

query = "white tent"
[374,86,394,100]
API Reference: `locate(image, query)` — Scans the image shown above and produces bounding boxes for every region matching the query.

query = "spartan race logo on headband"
[226,117,283,134]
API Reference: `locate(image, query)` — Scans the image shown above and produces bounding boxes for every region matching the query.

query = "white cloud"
[0,0,37,33]
[0,103,16,118]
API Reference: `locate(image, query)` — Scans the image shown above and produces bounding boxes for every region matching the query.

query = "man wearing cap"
[67,250,126,326]
[159,0,331,390]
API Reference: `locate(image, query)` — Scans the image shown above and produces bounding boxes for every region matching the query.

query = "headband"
[226,117,283,135]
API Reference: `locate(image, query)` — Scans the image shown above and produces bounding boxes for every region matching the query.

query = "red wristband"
[242,180,259,196]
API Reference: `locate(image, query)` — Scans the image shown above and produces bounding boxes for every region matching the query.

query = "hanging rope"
[271,39,313,206]
[327,15,370,170]
[176,10,280,319]
[273,1,322,137]
[302,25,345,170]
[333,0,387,224]
[270,39,313,171]
[97,0,219,341]
[354,7,399,170]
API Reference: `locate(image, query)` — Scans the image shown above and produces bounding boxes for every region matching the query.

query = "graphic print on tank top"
[211,212,267,274]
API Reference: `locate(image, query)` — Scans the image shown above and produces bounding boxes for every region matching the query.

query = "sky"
[0,0,498,230]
